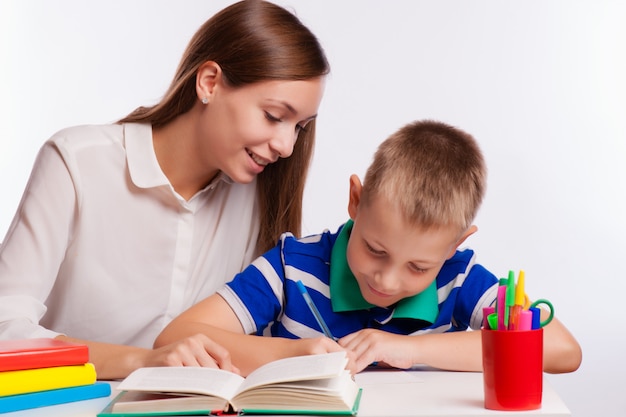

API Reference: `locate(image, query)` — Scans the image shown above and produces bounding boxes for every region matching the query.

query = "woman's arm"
[0,143,76,340]
[57,334,237,379]
[155,294,344,376]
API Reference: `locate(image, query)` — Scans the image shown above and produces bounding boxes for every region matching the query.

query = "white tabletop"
[355,368,570,417]
[2,368,571,417]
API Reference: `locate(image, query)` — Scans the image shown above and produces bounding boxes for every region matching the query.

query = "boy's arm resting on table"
[154,294,345,377]
[56,333,237,380]
[540,313,582,373]
[339,308,582,374]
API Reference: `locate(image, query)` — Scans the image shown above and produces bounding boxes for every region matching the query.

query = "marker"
[505,270,515,329]
[496,279,507,330]
[487,313,499,331]
[529,307,541,330]
[515,270,526,307]
[508,270,525,330]
[482,306,495,329]
[518,310,533,331]
[529,299,555,328]
[296,280,336,340]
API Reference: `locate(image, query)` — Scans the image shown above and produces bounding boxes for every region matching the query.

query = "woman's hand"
[142,333,239,374]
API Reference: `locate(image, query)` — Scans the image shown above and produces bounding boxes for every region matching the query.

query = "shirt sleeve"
[0,141,77,339]
[218,243,286,335]
[456,263,499,330]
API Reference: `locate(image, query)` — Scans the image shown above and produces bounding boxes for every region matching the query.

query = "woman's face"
[199,76,325,184]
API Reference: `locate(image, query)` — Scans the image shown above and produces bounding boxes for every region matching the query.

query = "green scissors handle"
[529,298,554,328]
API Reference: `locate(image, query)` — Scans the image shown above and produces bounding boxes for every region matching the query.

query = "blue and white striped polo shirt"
[218,220,499,339]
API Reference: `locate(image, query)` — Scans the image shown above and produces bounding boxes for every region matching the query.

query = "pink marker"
[496,279,507,330]
[483,306,495,329]
[518,310,533,331]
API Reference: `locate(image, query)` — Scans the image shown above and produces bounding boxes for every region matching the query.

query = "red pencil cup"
[481,328,543,411]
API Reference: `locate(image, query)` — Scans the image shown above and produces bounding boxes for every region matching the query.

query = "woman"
[0,0,329,379]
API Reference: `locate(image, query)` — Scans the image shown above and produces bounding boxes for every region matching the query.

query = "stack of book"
[0,338,111,413]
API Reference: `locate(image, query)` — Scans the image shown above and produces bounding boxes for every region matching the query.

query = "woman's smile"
[246,148,271,167]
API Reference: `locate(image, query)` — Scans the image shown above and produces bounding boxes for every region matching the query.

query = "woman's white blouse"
[0,123,259,348]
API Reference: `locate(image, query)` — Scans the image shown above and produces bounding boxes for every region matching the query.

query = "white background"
[1,1,624,415]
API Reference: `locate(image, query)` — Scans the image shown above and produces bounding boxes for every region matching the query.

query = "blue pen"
[296,280,336,340]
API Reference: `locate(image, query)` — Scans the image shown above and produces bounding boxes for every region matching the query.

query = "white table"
[2,369,571,417]
[355,368,570,416]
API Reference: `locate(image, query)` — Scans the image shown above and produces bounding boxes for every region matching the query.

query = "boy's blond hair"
[361,120,486,233]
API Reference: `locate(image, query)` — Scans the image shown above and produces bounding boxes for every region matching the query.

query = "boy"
[156,120,582,376]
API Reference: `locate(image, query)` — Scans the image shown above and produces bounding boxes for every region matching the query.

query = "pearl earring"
[201,97,209,104]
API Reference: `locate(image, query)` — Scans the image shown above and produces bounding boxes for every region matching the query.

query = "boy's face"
[346,175,474,308]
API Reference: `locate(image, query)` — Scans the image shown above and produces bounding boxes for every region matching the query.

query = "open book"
[98,352,361,416]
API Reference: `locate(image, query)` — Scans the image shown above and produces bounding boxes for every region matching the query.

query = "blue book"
[0,381,111,413]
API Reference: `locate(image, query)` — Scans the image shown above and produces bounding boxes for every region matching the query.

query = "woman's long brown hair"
[118,0,329,255]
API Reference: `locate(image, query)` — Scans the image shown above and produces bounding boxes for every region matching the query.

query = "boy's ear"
[196,61,222,103]
[447,225,478,258]
[347,174,363,219]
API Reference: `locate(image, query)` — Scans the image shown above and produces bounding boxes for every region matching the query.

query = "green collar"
[329,220,439,322]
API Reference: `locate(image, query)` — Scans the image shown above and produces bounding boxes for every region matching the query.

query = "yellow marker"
[509,270,527,330]
[516,270,531,309]
[515,270,526,307]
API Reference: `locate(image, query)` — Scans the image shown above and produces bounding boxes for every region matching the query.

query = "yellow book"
[0,363,96,396]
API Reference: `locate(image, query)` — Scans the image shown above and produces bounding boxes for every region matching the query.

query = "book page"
[117,367,245,400]
[232,371,360,413]
[111,391,229,413]
[237,352,348,394]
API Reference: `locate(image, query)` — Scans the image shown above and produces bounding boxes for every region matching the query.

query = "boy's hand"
[339,329,416,373]
[292,336,347,357]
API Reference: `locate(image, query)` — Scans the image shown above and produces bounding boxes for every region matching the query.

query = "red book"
[0,338,89,372]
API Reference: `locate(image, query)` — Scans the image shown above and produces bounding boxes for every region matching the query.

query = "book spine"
[0,363,97,396]
[0,381,111,413]
[0,345,89,372]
